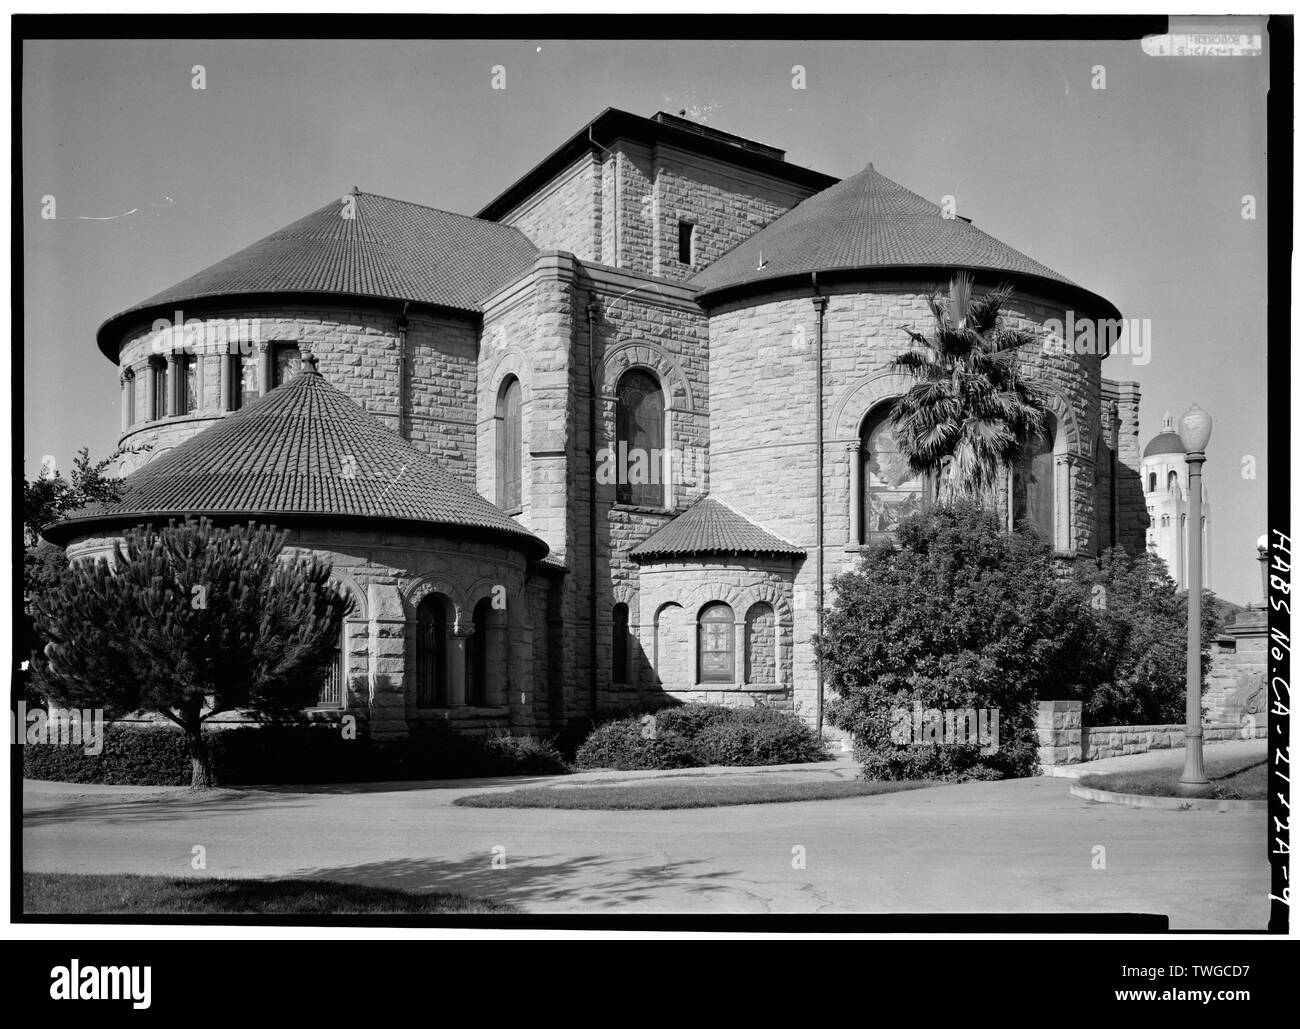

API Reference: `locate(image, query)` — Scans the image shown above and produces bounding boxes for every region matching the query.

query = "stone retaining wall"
[1036,699,1267,769]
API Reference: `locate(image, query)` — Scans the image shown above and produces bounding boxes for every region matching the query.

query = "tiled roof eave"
[692,264,1120,323]
[630,545,805,563]
[44,507,547,557]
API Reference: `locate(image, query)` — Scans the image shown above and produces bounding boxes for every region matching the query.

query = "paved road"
[23,750,1269,928]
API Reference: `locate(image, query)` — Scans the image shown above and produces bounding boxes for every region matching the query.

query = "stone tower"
[1141,411,1212,590]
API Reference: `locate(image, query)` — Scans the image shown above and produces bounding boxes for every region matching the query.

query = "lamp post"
[1257,534,1269,605]
[1176,404,1212,796]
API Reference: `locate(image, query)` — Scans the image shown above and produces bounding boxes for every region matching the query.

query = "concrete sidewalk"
[1041,738,1267,779]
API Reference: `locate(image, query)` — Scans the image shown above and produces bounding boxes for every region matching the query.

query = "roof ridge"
[705,495,801,548]
[353,190,529,232]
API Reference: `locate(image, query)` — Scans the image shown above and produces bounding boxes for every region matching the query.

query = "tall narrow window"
[496,376,523,513]
[466,598,491,707]
[1148,472,1156,493]
[678,221,695,264]
[150,360,168,420]
[229,354,257,410]
[859,403,926,545]
[616,370,666,507]
[698,602,735,684]
[177,355,197,415]
[1167,470,1179,493]
[318,619,345,708]
[1013,420,1056,541]
[415,595,448,708]
[612,603,629,683]
[272,343,301,388]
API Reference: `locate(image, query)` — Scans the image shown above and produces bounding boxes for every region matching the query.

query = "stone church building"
[51,108,1150,739]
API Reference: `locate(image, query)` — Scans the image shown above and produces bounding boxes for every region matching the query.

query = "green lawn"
[454,777,940,810]
[23,872,511,915]
[1079,754,1268,801]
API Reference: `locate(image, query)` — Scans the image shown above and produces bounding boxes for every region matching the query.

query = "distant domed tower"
[1141,412,1212,590]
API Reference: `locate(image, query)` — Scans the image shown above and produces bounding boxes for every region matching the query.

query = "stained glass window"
[698,603,734,684]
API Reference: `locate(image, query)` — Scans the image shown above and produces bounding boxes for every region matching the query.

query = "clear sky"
[21,31,1270,603]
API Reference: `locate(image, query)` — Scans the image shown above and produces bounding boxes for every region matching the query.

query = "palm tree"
[889,273,1049,509]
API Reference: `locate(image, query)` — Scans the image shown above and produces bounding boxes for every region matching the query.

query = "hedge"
[21,719,567,787]
[573,703,829,771]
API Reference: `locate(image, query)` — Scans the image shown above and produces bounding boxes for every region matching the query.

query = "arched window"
[744,602,776,684]
[415,594,449,708]
[149,358,168,420]
[466,597,492,707]
[698,602,735,684]
[858,403,927,545]
[612,602,629,683]
[1147,472,1157,494]
[1167,470,1179,493]
[616,370,666,507]
[1013,418,1057,541]
[496,376,523,513]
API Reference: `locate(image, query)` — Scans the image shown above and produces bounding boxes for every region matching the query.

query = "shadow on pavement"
[290,853,745,911]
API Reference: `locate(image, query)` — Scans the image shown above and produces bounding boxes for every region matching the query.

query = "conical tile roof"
[689,164,1119,319]
[46,357,548,558]
[630,496,804,561]
[96,191,538,358]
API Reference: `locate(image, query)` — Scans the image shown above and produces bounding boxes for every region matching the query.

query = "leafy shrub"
[22,724,192,786]
[21,717,568,786]
[689,712,828,767]
[552,698,683,760]
[1074,548,1218,725]
[574,703,828,770]
[819,502,1092,781]
[654,703,738,738]
[478,731,568,776]
[573,718,699,770]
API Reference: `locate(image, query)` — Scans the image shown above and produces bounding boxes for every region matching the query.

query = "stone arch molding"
[1034,381,1086,459]
[831,370,915,442]
[831,368,1086,458]
[463,575,533,632]
[666,579,794,625]
[480,348,534,423]
[328,572,369,621]
[595,340,697,413]
[402,573,469,628]
[611,583,640,629]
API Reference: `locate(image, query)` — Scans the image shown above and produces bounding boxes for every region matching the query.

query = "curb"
[1068,783,1266,812]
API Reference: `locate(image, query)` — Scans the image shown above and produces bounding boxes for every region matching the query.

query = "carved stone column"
[448,617,473,707]
[847,439,862,545]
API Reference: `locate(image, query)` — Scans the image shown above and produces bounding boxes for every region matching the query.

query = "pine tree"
[29,518,353,789]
